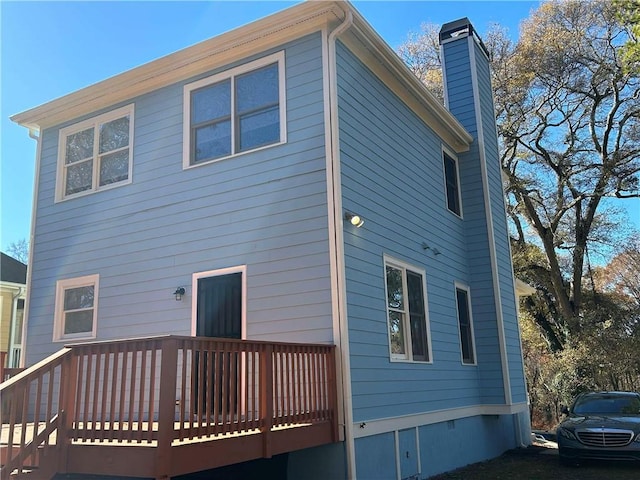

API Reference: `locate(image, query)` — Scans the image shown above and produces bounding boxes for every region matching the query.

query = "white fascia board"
[339,10,473,153]
[10,1,346,130]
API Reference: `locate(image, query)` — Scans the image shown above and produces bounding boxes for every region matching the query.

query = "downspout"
[325,8,355,480]
[20,127,41,368]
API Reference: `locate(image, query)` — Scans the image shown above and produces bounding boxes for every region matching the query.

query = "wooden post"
[260,344,273,458]
[155,337,178,480]
[58,350,78,474]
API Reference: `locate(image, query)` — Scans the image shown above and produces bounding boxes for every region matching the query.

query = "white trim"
[415,427,421,476]
[339,12,472,153]
[442,146,463,219]
[53,274,99,342]
[454,282,477,366]
[55,103,134,202]
[394,430,401,480]
[11,2,472,155]
[352,402,530,439]
[190,265,247,339]
[466,36,512,404]
[182,51,286,169]
[10,2,343,130]
[383,255,433,364]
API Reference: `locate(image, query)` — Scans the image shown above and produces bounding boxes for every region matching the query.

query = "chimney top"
[439,18,490,59]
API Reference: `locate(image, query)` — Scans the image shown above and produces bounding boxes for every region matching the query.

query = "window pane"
[65,160,93,195]
[64,310,94,334]
[194,121,231,162]
[99,149,129,186]
[456,288,474,363]
[99,116,130,154]
[238,106,279,151]
[386,266,404,309]
[407,271,428,361]
[66,128,94,164]
[64,286,95,310]
[236,64,278,113]
[388,310,405,355]
[192,80,231,124]
[444,153,460,215]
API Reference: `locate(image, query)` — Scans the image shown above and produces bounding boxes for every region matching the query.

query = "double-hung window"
[455,284,476,364]
[443,150,462,216]
[54,274,99,341]
[384,256,431,362]
[57,104,134,201]
[184,52,286,166]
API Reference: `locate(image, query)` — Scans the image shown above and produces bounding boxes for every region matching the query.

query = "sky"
[2,0,637,256]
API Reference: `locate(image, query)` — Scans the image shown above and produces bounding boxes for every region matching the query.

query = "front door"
[194,271,243,420]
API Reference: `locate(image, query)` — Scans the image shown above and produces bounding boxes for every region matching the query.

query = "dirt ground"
[428,441,640,480]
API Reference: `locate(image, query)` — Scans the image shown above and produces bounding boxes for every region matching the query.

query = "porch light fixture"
[344,211,364,228]
[173,287,185,301]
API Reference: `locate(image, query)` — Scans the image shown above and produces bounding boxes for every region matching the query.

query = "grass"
[428,443,640,480]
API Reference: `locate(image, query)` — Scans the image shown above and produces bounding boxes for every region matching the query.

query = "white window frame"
[442,147,463,218]
[383,255,432,363]
[56,104,134,202]
[182,51,287,169]
[53,274,99,342]
[454,282,476,365]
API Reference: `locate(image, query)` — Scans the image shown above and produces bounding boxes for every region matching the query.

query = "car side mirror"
[561,405,569,415]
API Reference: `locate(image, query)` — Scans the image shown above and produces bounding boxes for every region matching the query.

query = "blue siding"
[354,433,397,480]
[26,33,332,363]
[468,40,526,403]
[354,415,517,479]
[419,415,516,478]
[443,36,522,405]
[337,41,487,424]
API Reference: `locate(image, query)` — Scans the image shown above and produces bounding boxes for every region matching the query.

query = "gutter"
[20,127,41,367]
[325,6,356,479]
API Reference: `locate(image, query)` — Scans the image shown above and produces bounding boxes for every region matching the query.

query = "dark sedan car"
[557,391,640,465]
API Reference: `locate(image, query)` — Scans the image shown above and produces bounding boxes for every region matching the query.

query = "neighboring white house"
[0,252,27,368]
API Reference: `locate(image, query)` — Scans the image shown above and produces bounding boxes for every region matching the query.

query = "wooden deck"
[0,336,339,479]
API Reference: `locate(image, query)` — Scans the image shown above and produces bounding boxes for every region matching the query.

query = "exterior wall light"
[344,211,364,228]
[173,287,186,301]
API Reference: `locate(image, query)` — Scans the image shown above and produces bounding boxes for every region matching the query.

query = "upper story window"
[57,104,134,201]
[455,284,476,365]
[443,150,462,217]
[384,256,432,362]
[183,51,286,167]
[54,274,99,341]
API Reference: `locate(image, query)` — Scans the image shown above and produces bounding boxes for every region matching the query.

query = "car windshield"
[573,394,640,415]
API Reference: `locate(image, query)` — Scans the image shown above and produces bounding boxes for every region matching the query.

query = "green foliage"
[613,0,640,73]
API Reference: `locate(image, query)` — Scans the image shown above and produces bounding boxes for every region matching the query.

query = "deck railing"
[0,336,338,479]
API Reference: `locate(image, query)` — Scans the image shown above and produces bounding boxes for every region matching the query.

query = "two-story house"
[6,2,530,479]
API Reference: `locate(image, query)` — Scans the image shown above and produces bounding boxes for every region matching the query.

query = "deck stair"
[0,336,339,480]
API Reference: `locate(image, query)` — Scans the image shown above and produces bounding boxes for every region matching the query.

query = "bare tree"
[6,239,29,264]
[398,0,640,351]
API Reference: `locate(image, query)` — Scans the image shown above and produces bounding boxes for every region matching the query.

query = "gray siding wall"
[26,33,333,365]
[337,42,489,423]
